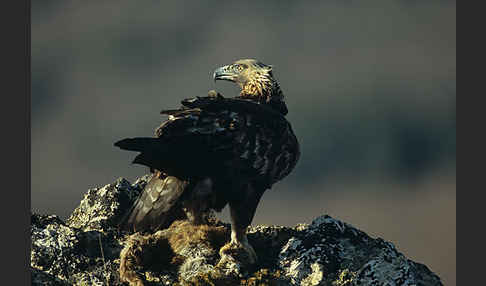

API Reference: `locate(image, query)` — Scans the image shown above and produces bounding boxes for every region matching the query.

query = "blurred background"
[31,1,456,284]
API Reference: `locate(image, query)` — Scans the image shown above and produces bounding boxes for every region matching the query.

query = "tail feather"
[114,137,160,152]
[119,175,188,232]
[132,153,152,166]
[115,137,168,169]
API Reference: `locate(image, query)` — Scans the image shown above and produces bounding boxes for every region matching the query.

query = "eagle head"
[213,59,287,115]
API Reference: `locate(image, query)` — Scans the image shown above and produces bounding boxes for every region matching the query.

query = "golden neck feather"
[238,72,287,115]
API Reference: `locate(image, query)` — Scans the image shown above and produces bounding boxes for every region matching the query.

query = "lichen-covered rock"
[278,215,443,285]
[31,213,125,285]
[31,214,86,280]
[31,267,70,286]
[67,175,151,231]
[31,176,443,286]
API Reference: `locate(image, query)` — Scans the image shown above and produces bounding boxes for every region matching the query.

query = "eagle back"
[157,96,300,187]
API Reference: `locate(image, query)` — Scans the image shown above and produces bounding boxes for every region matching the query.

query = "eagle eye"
[234,64,244,72]
[233,64,248,72]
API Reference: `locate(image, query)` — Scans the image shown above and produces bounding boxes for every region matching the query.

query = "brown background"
[31,1,456,284]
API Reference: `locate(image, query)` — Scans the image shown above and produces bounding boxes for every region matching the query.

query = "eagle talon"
[219,227,258,265]
[219,240,258,265]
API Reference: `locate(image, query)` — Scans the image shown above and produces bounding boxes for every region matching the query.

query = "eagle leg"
[219,184,263,265]
[218,225,257,266]
[182,178,214,225]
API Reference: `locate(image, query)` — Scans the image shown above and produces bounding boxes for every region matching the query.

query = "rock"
[66,175,151,232]
[31,267,70,286]
[31,176,443,285]
[278,216,443,285]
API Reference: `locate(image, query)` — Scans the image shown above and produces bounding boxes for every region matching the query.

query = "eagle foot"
[218,239,258,266]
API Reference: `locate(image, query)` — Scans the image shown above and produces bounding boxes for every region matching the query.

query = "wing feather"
[116,95,296,184]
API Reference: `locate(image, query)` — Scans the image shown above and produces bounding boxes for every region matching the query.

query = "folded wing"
[115,95,295,184]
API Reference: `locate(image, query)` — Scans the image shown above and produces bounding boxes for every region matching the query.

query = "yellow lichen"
[332,269,357,286]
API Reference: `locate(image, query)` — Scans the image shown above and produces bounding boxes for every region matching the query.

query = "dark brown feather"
[115,59,300,236]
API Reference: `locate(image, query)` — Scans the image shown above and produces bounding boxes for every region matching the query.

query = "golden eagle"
[115,59,300,262]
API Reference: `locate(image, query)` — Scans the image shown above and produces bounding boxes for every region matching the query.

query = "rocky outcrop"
[31,176,443,285]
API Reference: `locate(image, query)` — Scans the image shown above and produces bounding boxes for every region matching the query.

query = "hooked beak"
[213,65,237,82]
